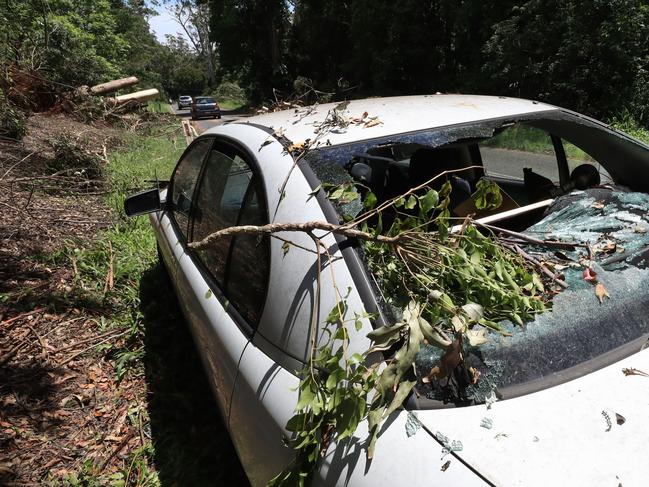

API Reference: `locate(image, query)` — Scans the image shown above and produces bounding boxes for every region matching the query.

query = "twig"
[346,165,485,230]
[26,323,48,358]
[506,243,569,289]
[104,240,114,292]
[0,329,32,366]
[58,330,129,366]
[476,222,580,251]
[0,150,38,181]
[55,328,127,354]
[98,431,136,472]
[0,307,47,327]
[622,367,649,378]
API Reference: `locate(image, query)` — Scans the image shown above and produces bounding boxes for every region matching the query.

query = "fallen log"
[107,88,160,107]
[90,76,139,95]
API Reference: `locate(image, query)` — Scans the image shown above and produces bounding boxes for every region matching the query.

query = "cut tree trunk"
[109,89,159,106]
[90,77,139,95]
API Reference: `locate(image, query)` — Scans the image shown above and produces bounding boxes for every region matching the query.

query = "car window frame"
[186,135,271,336]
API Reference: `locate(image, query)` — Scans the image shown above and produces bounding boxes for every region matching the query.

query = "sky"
[147,3,188,43]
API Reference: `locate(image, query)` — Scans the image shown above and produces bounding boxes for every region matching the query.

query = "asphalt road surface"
[171,105,249,133]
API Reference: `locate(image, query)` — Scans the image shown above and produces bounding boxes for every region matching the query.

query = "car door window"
[170,138,212,239]
[191,146,269,326]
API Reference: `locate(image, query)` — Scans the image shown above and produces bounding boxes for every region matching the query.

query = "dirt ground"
[0,114,248,485]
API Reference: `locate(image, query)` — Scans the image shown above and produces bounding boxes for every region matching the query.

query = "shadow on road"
[139,263,250,487]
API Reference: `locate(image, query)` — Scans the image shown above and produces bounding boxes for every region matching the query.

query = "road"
[171,105,249,133]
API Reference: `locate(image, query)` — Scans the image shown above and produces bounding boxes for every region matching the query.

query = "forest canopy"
[210,0,649,125]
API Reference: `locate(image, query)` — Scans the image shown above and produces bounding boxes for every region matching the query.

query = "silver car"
[125,95,649,486]
[178,95,193,110]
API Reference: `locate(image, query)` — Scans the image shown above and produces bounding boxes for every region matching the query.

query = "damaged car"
[125,95,649,487]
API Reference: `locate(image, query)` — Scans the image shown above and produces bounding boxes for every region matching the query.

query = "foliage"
[482,0,649,125]
[211,80,247,107]
[205,0,649,127]
[51,125,182,377]
[0,99,28,140]
[611,111,649,146]
[272,178,548,484]
[50,134,103,178]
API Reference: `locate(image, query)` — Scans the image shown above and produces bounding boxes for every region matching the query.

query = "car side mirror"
[124,188,162,217]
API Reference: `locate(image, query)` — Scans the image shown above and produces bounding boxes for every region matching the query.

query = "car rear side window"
[170,138,212,239]
[191,146,269,326]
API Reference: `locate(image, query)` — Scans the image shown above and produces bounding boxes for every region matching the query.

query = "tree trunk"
[91,76,139,95]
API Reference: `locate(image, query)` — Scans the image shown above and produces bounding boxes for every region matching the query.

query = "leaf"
[288,141,306,153]
[204,289,212,299]
[423,335,463,382]
[364,191,377,210]
[461,302,484,322]
[295,383,316,411]
[595,282,611,303]
[367,409,383,459]
[451,315,466,333]
[418,317,452,348]
[419,189,439,215]
[383,379,417,419]
[583,267,598,283]
[466,328,489,347]
[282,241,290,257]
[363,118,382,128]
[306,184,321,201]
[366,325,402,353]
[474,178,503,210]
[405,194,417,210]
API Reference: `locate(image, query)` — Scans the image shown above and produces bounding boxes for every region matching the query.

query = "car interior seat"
[408,147,472,209]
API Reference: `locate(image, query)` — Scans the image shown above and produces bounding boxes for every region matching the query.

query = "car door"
[173,138,270,419]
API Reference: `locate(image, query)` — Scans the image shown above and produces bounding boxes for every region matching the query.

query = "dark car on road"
[191,96,221,120]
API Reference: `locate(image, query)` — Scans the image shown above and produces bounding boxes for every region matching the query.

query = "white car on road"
[125,95,649,486]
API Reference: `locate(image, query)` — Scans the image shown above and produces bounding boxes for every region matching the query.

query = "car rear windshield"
[303,111,649,407]
[196,97,215,104]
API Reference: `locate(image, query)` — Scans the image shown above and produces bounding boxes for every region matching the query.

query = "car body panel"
[232,338,490,487]
[150,186,248,419]
[414,347,649,487]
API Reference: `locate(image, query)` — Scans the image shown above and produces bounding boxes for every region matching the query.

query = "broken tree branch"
[188,221,403,251]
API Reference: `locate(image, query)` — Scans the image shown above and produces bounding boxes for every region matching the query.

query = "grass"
[484,123,593,160]
[218,98,246,110]
[146,101,173,114]
[610,111,649,145]
[47,123,249,485]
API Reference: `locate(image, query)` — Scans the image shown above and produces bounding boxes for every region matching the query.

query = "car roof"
[229,94,559,146]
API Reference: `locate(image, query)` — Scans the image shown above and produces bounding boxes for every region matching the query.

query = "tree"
[168,0,218,87]
[209,0,291,102]
[482,0,649,122]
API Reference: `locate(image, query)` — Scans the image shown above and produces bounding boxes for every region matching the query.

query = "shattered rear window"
[416,188,649,404]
